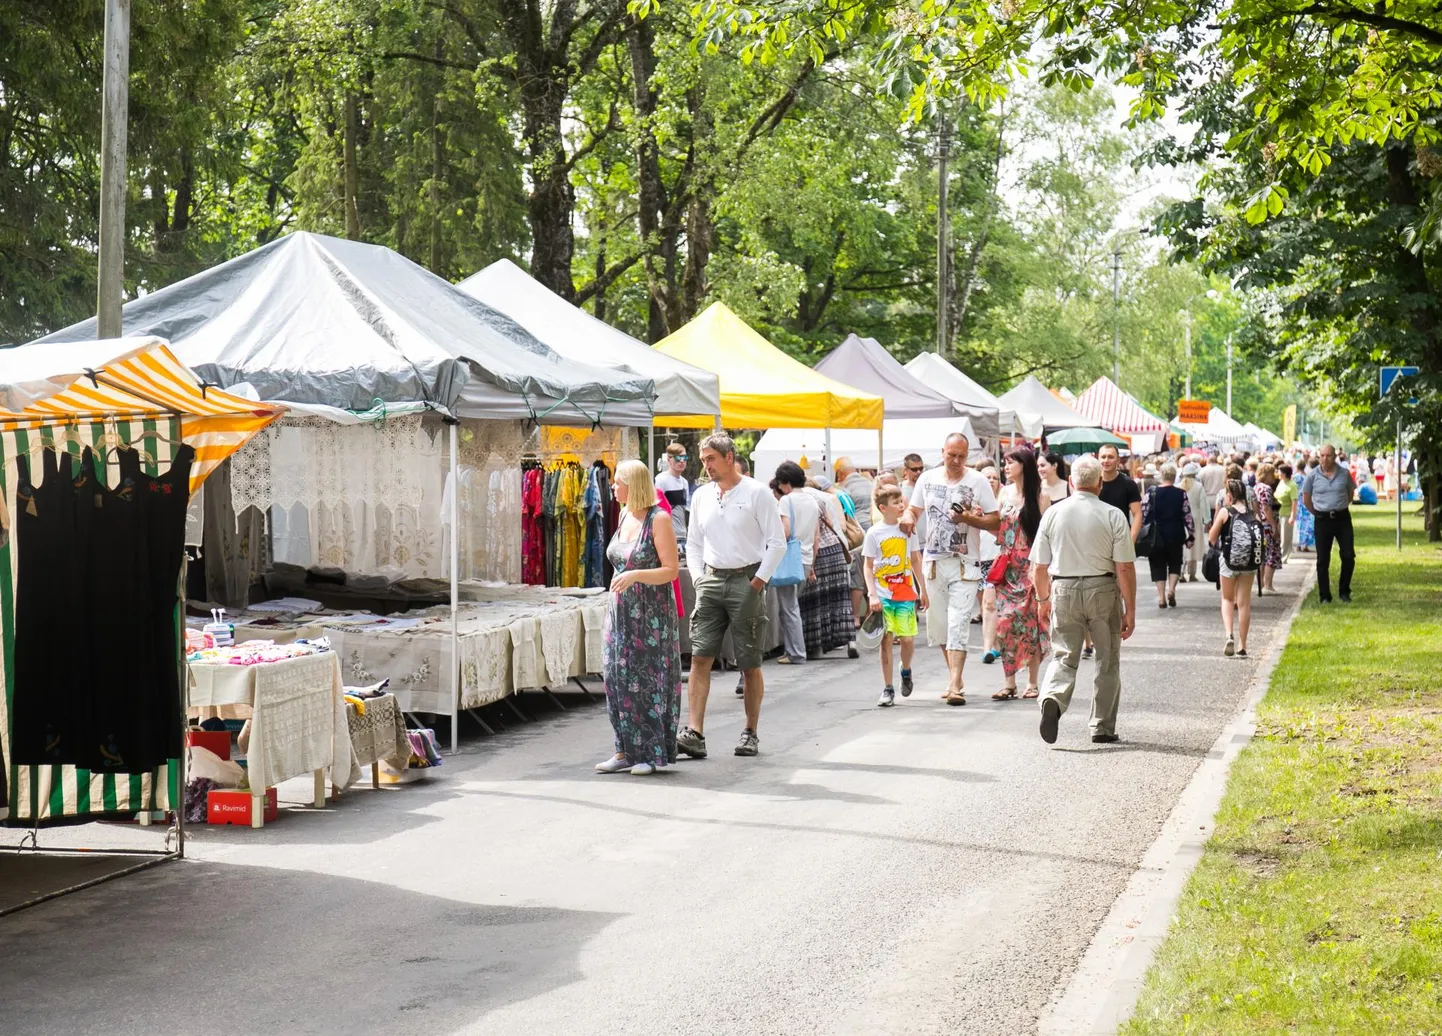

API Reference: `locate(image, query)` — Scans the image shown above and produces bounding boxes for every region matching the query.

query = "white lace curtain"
[233,416,447,579]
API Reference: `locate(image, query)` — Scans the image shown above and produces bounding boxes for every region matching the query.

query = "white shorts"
[925,556,982,651]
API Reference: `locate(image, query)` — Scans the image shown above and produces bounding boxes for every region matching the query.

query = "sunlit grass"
[1123,509,1442,1035]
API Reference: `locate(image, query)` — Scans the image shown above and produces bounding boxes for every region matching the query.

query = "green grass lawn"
[1123,508,1442,1035]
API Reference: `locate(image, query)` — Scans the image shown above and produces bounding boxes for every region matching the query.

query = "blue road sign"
[1380,365,1419,401]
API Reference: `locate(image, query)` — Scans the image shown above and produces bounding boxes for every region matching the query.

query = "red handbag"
[985,550,1010,585]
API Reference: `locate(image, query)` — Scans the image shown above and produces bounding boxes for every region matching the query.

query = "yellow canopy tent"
[653,303,883,430]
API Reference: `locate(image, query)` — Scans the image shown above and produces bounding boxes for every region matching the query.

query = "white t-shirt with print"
[909,466,999,565]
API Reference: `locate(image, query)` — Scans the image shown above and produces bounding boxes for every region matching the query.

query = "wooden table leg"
[313,769,326,808]
[138,811,152,827]
[371,762,380,790]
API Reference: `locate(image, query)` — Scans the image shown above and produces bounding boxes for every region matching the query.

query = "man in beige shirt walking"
[1029,455,1138,744]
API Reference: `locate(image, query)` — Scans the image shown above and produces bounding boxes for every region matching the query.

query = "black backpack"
[1222,510,1263,572]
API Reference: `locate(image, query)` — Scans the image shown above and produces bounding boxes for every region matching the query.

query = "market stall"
[0,337,281,903]
[997,375,1093,432]
[904,353,1043,441]
[36,235,661,752]
[1172,404,1251,449]
[1073,376,1171,454]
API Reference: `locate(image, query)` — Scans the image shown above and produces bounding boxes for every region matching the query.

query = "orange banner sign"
[1177,399,1211,423]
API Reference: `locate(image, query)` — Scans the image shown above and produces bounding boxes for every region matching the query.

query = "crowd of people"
[593,432,1365,773]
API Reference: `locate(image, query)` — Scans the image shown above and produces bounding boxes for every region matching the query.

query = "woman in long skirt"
[596,460,681,776]
[990,447,1050,700]
[800,483,853,657]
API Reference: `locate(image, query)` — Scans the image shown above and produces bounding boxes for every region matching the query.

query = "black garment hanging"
[10,448,89,766]
[139,444,194,764]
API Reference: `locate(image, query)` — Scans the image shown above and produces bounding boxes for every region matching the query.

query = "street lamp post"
[1226,335,1234,415]
[97,0,131,338]
[1181,309,1192,399]
[1111,240,1122,384]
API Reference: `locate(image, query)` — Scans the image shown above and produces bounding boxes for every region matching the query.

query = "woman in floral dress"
[1252,465,1282,592]
[1294,463,1316,552]
[991,447,1051,701]
[596,460,681,776]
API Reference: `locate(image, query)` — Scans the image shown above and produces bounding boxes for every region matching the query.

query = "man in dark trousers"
[1302,443,1357,603]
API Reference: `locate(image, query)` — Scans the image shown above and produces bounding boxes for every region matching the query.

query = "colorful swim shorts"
[881,599,918,638]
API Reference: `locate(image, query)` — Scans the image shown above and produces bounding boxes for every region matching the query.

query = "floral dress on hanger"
[603,507,681,768]
[994,501,1049,679]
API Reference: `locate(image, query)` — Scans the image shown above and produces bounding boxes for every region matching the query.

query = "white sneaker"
[629,763,657,775]
[596,756,631,773]
[1224,637,1235,657]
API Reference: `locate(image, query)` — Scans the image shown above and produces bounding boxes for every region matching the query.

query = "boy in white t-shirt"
[863,484,928,707]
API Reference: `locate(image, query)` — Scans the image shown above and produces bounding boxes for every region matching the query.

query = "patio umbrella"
[1045,426,1129,453]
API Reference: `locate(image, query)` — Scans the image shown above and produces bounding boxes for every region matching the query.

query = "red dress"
[521,468,545,584]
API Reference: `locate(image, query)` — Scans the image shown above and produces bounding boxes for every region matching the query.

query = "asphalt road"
[0,560,1308,1036]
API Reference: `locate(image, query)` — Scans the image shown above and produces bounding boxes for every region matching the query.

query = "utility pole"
[97,0,131,338]
[1182,309,1192,398]
[1225,335,1234,415]
[1111,240,1122,384]
[935,120,949,355]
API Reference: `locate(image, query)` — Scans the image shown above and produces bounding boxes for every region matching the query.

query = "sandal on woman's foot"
[992,687,1018,701]
[945,691,967,706]
[1022,686,1040,699]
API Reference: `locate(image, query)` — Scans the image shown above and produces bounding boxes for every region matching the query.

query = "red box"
[207,787,277,826]
[188,730,231,761]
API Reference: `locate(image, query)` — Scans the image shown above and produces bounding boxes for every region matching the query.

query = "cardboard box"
[187,729,231,761]
[207,787,277,825]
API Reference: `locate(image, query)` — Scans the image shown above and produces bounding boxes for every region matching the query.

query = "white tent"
[904,353,1043,439]
[996,375,1093,430]
[749,415,978,482]
[457,258,721,422]
[1174,405,1252,447]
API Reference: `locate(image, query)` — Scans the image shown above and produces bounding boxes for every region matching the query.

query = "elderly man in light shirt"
[1030,455,1138,745]
[679,433,787,759]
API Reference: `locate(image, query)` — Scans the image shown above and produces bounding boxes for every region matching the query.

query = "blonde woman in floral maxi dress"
[595,460,682,776]
[991,447,1050,701]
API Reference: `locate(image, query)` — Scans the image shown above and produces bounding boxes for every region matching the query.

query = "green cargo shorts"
[690,564,768,670]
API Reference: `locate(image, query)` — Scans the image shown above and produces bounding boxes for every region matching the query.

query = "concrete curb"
[1037,565,1315,1035]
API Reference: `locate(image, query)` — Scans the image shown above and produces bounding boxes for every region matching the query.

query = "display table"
[187,651,350,828]
[345,693,410,789]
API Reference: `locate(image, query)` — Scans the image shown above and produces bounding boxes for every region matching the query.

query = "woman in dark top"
[1141,462,1194,609]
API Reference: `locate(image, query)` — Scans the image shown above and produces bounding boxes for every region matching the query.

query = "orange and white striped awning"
[1073,376,1170,435]
[0,336,283,490]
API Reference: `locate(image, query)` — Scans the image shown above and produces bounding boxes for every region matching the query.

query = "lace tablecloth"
[322,590,610,714]
[188,652,350,793]
[346,693,410,769]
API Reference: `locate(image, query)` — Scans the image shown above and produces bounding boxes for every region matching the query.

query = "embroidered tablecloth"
[345,692,410,769]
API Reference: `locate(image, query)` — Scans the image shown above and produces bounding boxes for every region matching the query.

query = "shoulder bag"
[1135,487,1162,557]
[771,498,805,587]
[819,509,853,564]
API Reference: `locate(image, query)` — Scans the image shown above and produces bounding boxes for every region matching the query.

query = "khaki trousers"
[1041,575,1122,736]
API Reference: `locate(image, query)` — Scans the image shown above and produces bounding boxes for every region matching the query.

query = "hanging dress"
[603,507,681,768]
[139,444,195,766]
[11,448,88,765]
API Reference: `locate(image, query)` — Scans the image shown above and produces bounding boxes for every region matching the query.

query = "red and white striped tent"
[1073,376,1169,452]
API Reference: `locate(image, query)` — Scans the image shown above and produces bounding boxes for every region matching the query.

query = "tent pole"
[877,425,884,473]
[824,427,832,480]
[448,419,459,754]
[647,425,655,471]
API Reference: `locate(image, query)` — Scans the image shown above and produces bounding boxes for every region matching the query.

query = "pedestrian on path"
[1303,444,1356,604]
[679,434,786,759]
[802,476,856,658]
[771,462,820,666]
[1030,456,1137,744]
[656,442,692,552]
[1276,463,1297,562]
[596,460,683,775]
[1097,444,1143,542]
[836,456,875,635]
[1255,463,1284,591]
[863,484,928,707]
[991,446,1050,701]
[1039,450,1072,505]
[1181,462,1212,582]
[1141,462,1194,608]
[900,432,1000,706]
[1294,460,1317,552]
[1208,478,1262,657]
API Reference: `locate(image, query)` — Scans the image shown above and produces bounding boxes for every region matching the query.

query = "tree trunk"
[343,92,361,240]
[593,229,608,322]
[522,87,575,298]
[628,17,671,339]
[952,111,1006,347]
[428,39,445,273]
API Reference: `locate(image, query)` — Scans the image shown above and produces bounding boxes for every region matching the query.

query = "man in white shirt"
[681,434,787,758]
[899,432,1000,705]
[1197,454,1226,500]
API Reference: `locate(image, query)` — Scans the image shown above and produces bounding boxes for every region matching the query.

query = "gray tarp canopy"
[997,375,1093,431]
[458,259,720,421]
[34,232,655,425]
[816,335,961,420]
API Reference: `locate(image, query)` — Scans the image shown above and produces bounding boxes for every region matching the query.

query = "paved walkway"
[0,561,1309,1035]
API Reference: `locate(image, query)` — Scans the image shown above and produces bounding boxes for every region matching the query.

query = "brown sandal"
[946,690,967,706]
[1022,686,1040,699]
[992,687,1018,701]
